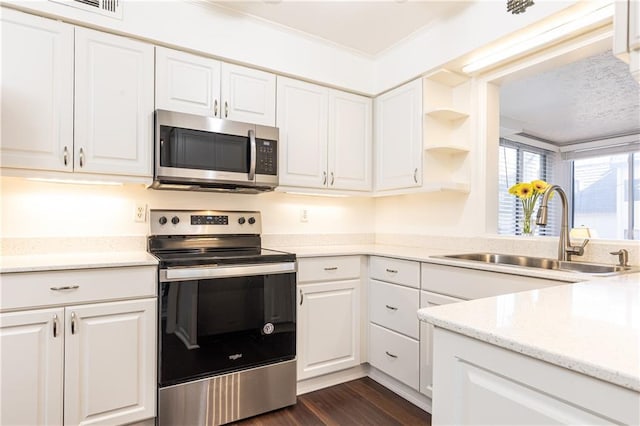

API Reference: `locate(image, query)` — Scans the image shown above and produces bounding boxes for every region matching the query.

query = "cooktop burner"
[147,210,295,267]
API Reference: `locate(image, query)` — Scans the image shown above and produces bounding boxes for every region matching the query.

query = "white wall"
[0,178,374,238]
[3,0,375,94]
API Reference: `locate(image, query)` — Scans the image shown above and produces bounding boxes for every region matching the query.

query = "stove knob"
[171,216,180,225]
[238,217,246,225]
[248,217,256,225]
[158,216,167,225]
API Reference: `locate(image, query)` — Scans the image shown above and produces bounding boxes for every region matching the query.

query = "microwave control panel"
[256,139,277,176]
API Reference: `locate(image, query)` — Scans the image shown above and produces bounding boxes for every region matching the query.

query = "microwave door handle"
[248,129,256,181]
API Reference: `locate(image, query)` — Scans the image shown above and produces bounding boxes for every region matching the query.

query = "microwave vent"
[49,0,122,18]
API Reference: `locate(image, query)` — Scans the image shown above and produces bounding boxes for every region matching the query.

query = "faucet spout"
[536,185,588,261]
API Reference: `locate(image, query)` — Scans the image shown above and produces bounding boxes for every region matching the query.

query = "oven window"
[160,126,249,173]
[159,273,296,387]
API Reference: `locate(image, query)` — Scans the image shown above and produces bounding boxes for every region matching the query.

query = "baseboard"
[367,366,433,413]
[296,364,369,395]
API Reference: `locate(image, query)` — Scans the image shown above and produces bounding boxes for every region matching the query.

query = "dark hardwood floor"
[233,377,432,426]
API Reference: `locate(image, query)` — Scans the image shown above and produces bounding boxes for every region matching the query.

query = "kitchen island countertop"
[418,272,640,392]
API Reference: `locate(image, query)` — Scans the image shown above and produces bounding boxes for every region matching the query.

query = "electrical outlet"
[134,203,147,223]
[300,208,309,223]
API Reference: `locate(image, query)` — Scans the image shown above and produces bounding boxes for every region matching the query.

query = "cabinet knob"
[214,99,219,117]
[224,101,229,118]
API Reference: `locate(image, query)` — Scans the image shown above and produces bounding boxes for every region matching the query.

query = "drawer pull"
[324,267,338,271]
[50,285,80,291]
[385,268,398,273]
[300,289,304,306]
[385,305,398,311]
[385,351,398,359]
[53,314,59,338]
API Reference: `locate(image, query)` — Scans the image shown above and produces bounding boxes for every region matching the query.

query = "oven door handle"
[161,262,296,282]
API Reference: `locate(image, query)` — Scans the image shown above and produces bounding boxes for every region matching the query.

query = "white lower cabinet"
[0,308,64,425]
[432,328,639,425]
[64,299,156,426]
[369,323,419,390]
[0,266,157,426]
[419,290,464,397]
[297,256,362,380]
[368,256,421,391]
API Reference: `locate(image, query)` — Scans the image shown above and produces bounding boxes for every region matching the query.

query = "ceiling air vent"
[49,0,122,19]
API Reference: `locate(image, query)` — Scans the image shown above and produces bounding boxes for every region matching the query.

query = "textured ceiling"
[209,1,467,56]
[500,50,640,145]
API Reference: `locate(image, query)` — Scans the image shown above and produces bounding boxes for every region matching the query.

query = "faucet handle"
[610,249,629,267]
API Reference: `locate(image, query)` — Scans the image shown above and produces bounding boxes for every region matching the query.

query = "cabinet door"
[297,280,360,380]
[64,298,156,426]
[0,9,73,172]
[221,63,276,126]
[374,79,422,191]
[155,46,221,117]
[328,90,372,191]
[277,76,329,188]
[0,308,64,426]
[74,27,154,177]
[419,290,463,397]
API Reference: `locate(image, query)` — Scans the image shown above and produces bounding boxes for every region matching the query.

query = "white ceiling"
[210,1,468,56]
[501,50,640,145]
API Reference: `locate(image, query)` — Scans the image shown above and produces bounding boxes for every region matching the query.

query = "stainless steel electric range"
[148,210,297,426]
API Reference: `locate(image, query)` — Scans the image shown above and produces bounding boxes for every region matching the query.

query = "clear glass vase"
[522,211,536,236]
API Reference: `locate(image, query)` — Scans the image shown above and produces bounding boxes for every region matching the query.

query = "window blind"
[498,138,559,236]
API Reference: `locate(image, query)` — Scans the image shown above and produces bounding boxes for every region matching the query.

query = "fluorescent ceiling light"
[462,3,614,74]
[27,178,123,186]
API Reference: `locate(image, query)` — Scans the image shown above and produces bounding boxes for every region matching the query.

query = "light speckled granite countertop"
[0,251,158,273]
[418,273,640,392]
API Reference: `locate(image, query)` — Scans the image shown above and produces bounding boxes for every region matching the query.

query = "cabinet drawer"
[370,256,420,288]
[0,266,156,312]
[369,323,419,390]
[369,279,419,339]
[298,256,360,283]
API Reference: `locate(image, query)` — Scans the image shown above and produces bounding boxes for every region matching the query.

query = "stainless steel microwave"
[151,110,278,193]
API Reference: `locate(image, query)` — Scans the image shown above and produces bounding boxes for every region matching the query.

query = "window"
[498,138,558,236]
[572,152,639,240]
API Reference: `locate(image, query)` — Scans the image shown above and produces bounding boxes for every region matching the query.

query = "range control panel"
[150,210,261,236]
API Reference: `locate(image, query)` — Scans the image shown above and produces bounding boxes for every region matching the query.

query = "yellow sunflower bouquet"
[508,180,551,235]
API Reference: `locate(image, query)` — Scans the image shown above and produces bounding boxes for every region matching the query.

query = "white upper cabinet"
[328,90,372,191]
[0,8,74,172]
[1,9,154,178]
[277,77,329,188]
[155,46,221,117]
[156,47,276,126]
[75,28,154,177]
[374,78,423,192]
[277,76,372,192]
[221,63,276,126]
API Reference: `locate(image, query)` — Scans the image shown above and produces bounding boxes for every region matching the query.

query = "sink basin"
[435,253,637,276]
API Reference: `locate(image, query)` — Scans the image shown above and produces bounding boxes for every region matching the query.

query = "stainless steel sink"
[435,253,637,276]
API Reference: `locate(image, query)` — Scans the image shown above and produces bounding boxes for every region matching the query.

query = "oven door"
[158,262,296,388]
